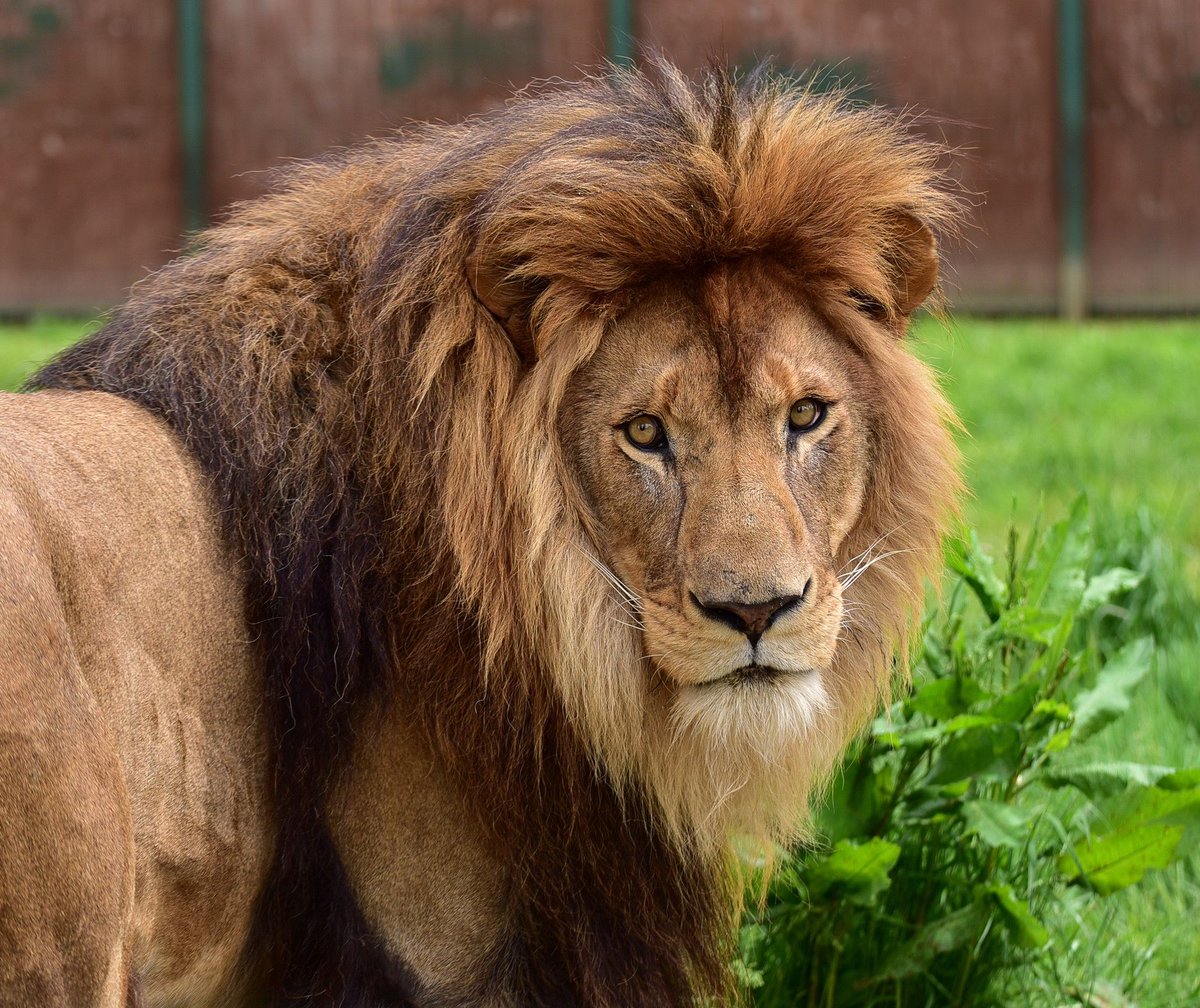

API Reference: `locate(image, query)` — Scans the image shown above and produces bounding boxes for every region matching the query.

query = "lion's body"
[0,394,506,1006]
[0,64,961,1007]
[0,393,268,1005]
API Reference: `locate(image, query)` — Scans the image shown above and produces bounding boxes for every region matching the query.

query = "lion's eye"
[623,414,667,451]
[789,398,826,433]
[848,289,889,322]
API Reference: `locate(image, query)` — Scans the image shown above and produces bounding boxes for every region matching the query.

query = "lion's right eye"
[789,397,827,433]
[623,414,667,451]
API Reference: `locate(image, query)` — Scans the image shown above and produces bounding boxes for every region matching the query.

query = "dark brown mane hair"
[31,60,959,1007]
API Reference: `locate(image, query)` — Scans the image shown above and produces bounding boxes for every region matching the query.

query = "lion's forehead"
[602,274,856,435]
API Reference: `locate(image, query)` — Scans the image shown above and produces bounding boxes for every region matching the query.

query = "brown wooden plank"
[0,1,180,311]
[1088,0,1200,311]
[3,1,1197,313]
[206,0,608,209]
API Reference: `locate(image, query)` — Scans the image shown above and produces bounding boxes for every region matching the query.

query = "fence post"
[179,0,206,235]
[1058,0,1087,320]
[608,0,636,67]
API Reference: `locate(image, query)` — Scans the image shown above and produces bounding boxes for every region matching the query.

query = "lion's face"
[564,260,877,734]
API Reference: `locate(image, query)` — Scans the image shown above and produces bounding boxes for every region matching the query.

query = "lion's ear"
[465,252,537,364]
[885,210,940,318]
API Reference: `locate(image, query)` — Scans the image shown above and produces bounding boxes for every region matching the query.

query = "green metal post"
[608,0,635,68]
[179,0,206,234]
[1058,0,1087,319]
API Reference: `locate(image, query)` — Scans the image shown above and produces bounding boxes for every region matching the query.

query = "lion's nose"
[691,584,809,646]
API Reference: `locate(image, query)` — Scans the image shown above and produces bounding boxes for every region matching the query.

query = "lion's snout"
[689,582,810,645]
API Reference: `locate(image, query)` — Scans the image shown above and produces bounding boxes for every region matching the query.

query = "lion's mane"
[33,63,960,1007]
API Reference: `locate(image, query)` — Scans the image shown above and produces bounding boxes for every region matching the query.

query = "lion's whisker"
[837,522,909,579]
[840,548,916,590]
[577,545,642,610]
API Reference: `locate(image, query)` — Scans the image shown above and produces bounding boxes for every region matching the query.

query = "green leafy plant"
[740,498,1200,1007]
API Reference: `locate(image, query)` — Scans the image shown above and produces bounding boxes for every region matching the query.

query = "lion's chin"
[670,665,831,751]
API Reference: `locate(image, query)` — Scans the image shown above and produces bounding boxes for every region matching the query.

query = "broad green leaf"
[907,676,989,720]
[805,838,900,906]
[733,924,766,989]
[903,781,970,823]
[1044,727,1072,752]
[878,902,987,980]
[1061,823,1186,895]
[870,714,896,737]
[817,756,886,842]
[730,958,764,990]
[739,922,767,953]
[1159,768,1200,790]
[879,713,998,751]
[946,531,1006,622]
[1042,762,1175,800]
[1079,566,1143,617]
[1026,496,1091,615]
[1060,785,1200,893]
[870,709,909,738]
[940,714,1000,733]
[922,633,949,678]
[926,723,1022,785]
[991,605,1065,645]
[1105,784,1200,829]
[1072,637,1154,743]
[1033,699,1071,722]
[976,882,1049,948]
[962,799,1033,848]
[985,681,1041,722]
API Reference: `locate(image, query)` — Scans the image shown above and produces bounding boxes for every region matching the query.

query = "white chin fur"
[670,670,831,754]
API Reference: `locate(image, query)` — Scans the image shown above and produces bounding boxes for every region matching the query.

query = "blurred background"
[1,0,1198,315]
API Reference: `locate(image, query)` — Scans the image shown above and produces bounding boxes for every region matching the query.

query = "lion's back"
[0,390,273,1006]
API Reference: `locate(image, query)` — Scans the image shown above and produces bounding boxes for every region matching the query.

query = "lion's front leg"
[330,711,512,1006]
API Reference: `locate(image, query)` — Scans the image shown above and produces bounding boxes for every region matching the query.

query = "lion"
[0,62,960,1007]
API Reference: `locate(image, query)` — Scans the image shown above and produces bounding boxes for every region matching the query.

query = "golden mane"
[33,61,961,1007]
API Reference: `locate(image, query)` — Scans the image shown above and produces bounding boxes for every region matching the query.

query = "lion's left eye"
[788,397,826,433]
[623,414,668,451]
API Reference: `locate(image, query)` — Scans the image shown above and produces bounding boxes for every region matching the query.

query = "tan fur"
[3,63,961,1006]
[0,393,271,1007]
[330,718,510,1000]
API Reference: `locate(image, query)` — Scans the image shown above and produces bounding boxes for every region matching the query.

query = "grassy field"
[0,315,96,391]
[915,317,1200,1005]
[914,316,1200,573]
[3,314,1198,1004]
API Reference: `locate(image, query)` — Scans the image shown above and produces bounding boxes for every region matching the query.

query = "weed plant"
[741,499,1200,1007]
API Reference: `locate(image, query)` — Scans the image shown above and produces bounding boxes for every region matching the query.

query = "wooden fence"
[1,0,1197,313]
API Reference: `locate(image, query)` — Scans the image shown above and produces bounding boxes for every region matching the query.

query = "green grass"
[0,315,97,391]
[3,314,1198,1004]
[911,317,1200,1007]
[913,316,1200,576]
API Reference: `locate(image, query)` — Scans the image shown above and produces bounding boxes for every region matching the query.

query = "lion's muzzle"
[689,581,811,645]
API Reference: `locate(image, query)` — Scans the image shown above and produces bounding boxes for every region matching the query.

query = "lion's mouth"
[696,664,807,689]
